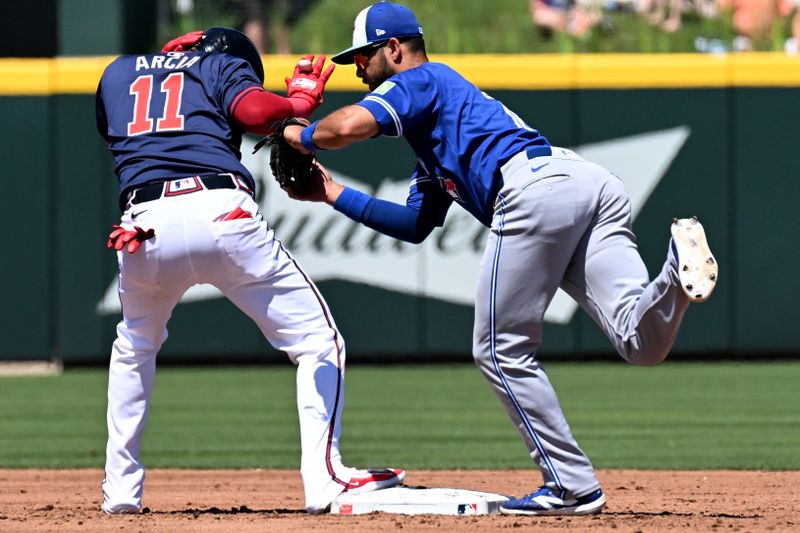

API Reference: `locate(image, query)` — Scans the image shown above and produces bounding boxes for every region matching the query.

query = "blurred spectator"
[636,0,718,33]
[716,0,796,51]
[529,0,602,37]
[788,0,800,53]
[231,0,321,54]
[637,0,684,32]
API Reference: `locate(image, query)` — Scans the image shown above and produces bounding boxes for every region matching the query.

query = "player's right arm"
[293,104,381,150]
[282,69,446,242]
[293,162,452,244]
[285,67,436,152]
[231,55,334,134]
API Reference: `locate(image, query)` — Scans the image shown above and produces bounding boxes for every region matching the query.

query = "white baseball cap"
[332,2,424,65]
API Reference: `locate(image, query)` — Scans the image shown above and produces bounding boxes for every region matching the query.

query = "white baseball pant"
[102,186,350,513]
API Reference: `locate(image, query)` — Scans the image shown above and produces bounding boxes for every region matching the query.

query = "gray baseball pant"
[473,148,690,497]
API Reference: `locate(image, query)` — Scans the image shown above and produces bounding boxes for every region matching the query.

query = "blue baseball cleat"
[500,486,606,516]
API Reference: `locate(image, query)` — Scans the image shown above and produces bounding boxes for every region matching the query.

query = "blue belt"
[525,145,552,159]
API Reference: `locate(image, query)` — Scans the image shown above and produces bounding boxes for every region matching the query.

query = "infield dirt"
[0,469,796,532]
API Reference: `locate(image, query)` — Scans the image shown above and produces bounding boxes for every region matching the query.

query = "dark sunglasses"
[352,37,414,69]
[353,40,391,69]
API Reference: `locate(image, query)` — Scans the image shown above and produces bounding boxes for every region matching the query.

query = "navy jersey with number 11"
[96,51,262,202]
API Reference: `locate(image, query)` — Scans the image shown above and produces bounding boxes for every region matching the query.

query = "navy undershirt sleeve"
[334,187,441,244]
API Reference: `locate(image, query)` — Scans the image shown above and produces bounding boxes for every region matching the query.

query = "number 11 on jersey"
[128,72,185,136]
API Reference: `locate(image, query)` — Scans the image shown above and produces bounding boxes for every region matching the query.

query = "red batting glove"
[284,54,335,114]
[161,30,204,52]
[107,225,156,254]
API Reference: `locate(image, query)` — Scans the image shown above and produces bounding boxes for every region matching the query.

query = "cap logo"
[332,3,423,64]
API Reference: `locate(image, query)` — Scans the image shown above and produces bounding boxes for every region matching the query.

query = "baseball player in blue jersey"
[281,2,718,516]
[96,26,404,515]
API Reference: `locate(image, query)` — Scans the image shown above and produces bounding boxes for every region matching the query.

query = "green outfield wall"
[0,55,797,362]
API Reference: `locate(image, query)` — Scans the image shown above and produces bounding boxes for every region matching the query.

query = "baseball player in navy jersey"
[96,26,404,515]
[281,2,718,516]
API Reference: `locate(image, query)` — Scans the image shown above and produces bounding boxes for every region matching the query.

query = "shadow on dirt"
[606,511,761,519]
[147,506,306,516]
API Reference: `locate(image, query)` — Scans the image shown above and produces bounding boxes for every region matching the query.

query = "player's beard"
[363,52,395,91]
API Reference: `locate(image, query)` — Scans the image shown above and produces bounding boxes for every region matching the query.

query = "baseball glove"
[253,118,315,194]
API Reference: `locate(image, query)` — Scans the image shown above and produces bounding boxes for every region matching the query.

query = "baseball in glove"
[253,118,315,194]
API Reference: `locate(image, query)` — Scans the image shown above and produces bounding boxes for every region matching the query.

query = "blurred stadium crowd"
[170,0,799,54]
[531,0,800,52]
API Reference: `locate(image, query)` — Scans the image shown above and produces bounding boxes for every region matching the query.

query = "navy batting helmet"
[193,26,264,83]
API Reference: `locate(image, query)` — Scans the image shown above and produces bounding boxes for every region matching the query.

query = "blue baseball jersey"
[96,51,262,202]
[356,62,549,227]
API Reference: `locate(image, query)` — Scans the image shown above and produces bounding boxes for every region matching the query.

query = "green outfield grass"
[0,362,797,470]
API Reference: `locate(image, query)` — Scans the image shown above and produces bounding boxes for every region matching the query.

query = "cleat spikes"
[670,217,717,303]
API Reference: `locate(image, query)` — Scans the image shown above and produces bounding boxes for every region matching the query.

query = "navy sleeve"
[333,166,452,244]
[95,78,109,142]
[207,54,264,121]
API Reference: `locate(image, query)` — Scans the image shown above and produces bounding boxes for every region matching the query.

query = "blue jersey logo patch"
[372,81,396,95]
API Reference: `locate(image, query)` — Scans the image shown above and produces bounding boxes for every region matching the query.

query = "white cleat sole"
[671,217,718,303]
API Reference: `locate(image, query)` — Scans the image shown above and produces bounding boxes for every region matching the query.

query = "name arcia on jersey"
[135,53,200,72]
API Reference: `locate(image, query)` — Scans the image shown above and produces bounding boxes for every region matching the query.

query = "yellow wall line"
[2,53,799,95]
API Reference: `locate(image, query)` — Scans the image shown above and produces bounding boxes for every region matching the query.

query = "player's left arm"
[231,89,296,133]
[95,76,111,143]
[225,55,335,134]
